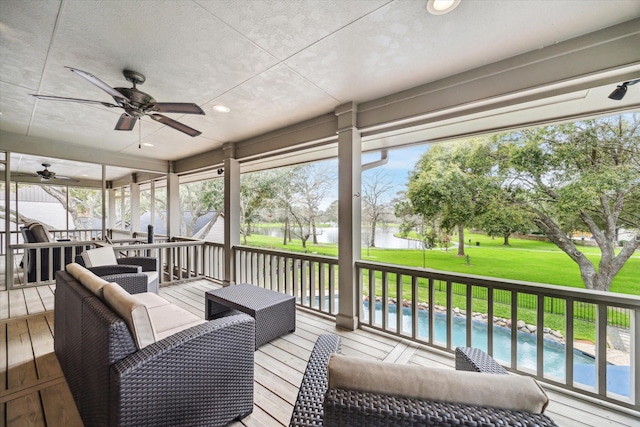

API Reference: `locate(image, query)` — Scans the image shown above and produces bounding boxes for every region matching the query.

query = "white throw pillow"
[327,354,549,414]
[103,282,155,349]
[82,246,118,267]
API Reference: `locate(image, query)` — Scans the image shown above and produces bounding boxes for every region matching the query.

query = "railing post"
[335,102,361,331]
[634,308,640,407]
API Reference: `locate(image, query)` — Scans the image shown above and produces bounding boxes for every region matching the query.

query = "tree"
[496,113,640,291]
[394,196,440,267]
[240,170,283,244]
[180,179,224,237]
[474,189,534,245]
[285,164,335,248]
[362,170,395,247]
[407,140,495,256]
[39,185,103,229]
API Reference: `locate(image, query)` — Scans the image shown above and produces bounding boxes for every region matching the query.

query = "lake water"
[252,225,423,249]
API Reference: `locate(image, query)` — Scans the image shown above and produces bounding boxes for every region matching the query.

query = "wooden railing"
[111,239,206,285]
[7,240,99,287]
[356,260,640,411]
[233,246,339,316]
[7,235,205,288]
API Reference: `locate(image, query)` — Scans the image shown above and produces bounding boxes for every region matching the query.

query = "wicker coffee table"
[206,284,296,349]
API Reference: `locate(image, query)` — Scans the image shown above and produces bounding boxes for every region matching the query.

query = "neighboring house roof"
[193,213,225,243]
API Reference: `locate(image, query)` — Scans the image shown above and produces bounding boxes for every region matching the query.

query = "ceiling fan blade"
[65,66,129,102]
[149,114,201,137]
[148,103,205,115]
[54,176,80,183]
[115,114,138,131]
[31,94,119,108]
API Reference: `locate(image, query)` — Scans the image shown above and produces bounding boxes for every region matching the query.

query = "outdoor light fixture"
[608,79,640,100]
[426,0,461,15]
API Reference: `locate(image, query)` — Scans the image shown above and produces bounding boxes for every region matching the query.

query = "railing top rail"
[235,244,339,264]
[112,241,205,250]
[356,260,640,308]
[203,241,224,248]
[10,240,98,249]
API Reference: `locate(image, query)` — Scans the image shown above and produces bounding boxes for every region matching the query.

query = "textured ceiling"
[1,0,640,181]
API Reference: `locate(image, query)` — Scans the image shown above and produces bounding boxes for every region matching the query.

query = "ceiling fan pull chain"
[138,118,142,149]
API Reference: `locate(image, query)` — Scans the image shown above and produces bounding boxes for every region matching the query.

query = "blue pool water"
[360,300,630,397]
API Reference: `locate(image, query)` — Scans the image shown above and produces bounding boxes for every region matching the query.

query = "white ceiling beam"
[0,131,169,173]
[357,19,640,133]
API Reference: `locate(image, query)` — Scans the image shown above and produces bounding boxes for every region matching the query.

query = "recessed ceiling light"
[212,104,231,113]
[142,142,154,147]
[426,0,461,15]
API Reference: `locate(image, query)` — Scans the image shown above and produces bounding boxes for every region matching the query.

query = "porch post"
[130,179,140,234]
[166,170,180,238]
[107,188,116,230]
[4,153,11,288]
[223,142,240,286]
[336,102,361,331]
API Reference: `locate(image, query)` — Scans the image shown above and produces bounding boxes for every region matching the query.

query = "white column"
[223,142,240,286]
[166,171,180,238]
[336,102,361,331]
[107,188,116,230]
[130,179,141,234]
[4,153,12,288]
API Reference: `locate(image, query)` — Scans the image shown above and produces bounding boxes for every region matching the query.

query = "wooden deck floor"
[1,279,639,427]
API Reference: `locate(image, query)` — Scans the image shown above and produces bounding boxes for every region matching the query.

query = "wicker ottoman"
[206,284,296,349]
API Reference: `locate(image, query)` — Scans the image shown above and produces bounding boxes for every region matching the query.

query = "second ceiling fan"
[32,67,205,137]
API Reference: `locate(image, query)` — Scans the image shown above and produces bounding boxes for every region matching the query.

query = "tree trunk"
[283,217,289,245]
[531,211,640,291]
[503,233,510,245]
[370,218,377,248]
[312,218,318,244]
[457,225,465,256]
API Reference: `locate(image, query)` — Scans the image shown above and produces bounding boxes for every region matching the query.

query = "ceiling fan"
[13,163,79,182]
[31,66,205,137]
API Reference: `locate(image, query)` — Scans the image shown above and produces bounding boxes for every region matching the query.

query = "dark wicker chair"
[20,223,86,282]
[75,252,159,293]
[290,335,558,427]
[55,269,255,426]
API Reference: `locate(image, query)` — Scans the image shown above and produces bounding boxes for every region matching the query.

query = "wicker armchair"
[55,269,255,426]
[290,335,557,427]
[75,247,159,293]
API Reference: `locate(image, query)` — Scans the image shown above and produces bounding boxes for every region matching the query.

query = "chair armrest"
[99,273,148,295]
[87,265,142,276]
[289,334,341,427]
[118,256,158,272]
[111,313,255,426]
[455,347,508,374]
[323,388,558,427]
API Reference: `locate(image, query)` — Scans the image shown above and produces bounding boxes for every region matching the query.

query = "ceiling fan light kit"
[31,67,205,137]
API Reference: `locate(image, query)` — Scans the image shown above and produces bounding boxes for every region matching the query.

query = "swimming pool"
[361,300,630,397]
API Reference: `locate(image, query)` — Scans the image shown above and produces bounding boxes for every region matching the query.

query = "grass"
[244,230,639,294]
[243,229,638,342]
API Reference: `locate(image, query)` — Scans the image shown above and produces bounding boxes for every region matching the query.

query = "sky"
[317,144,430,209]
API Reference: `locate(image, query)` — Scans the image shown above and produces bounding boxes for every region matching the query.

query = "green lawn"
[244,230,639,295]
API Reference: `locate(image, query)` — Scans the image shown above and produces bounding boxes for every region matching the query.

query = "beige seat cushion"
[82,246,118,267]
[327,354,549,414]
[66,263,110,297]
[102,283,155,349]
[132,292,171,309]
[147,304,205,341]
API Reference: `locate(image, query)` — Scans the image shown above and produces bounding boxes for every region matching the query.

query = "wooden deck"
[1,278,639,426]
